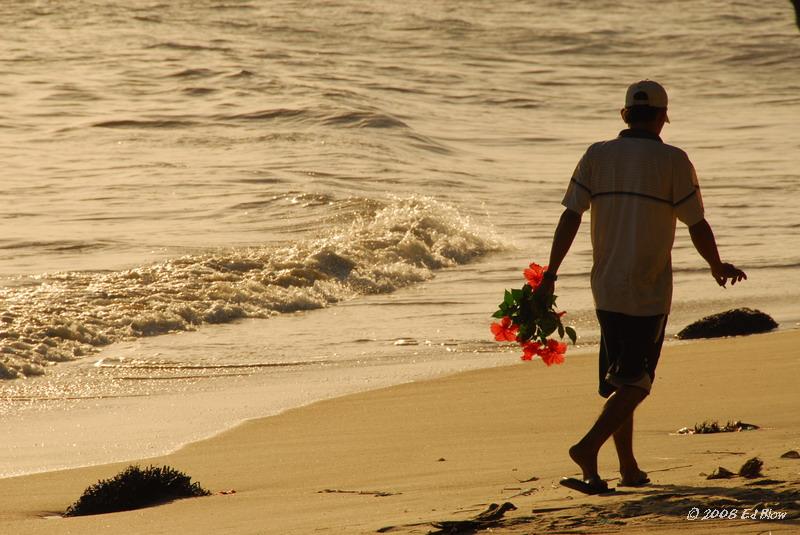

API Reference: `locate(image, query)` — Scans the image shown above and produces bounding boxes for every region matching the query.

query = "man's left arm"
[688,218,747,287]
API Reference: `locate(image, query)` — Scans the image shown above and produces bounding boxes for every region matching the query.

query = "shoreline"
[1,329,798,534]
[5,321,795,482]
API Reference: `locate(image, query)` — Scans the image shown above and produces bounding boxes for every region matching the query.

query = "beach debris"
[437,457,447,462]
[676,308,778,339]
[677,420,759,434]
[429,502,517,534]
[704,457,764,480]
[64,465,210,516]
[318,488,400,497]
[706,467,736,480]
[507,487,538,499]
[393,338,419,346]
[738,457,764,479]
[516,474,539,483]
[780,450,800,459]
[219,489,237,495]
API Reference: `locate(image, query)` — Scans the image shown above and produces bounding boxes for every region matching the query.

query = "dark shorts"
[597,309,667,398]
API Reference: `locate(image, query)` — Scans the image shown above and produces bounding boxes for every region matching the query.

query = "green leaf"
[492,309,506,319]
[539,315,558,337]
[558,324,565,339]
[538,332,548,345]
[522,284,533,298]
[518,323,532,342]
[565,326,577,345]
[504,290,514,306]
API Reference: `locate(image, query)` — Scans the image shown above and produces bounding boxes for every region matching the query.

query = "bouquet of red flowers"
[490,262,576,365]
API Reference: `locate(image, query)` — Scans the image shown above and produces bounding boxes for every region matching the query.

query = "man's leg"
[613,414,648,484]
[569,385,648,481]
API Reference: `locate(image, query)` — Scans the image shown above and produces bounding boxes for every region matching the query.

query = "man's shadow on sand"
[492,481,800,534]
[385,481,798,534]
[570,481,800,529]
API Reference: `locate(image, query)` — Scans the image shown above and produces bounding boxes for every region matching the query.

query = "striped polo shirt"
[562,129,705,316]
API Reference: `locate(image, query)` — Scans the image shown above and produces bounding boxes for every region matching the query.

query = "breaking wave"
[0,197,500,379]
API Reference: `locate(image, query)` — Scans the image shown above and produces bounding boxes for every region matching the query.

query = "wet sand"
[0,330,798,534]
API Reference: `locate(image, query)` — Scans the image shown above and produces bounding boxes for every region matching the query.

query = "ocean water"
[1,0,799,476]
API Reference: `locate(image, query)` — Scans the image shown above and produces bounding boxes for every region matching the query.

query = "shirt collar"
[619,129,663,143]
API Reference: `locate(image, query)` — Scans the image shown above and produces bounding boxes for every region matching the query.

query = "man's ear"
[620,108,628,123]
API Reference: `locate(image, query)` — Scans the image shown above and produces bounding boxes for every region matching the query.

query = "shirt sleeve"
[561,149,592,214]
[672,152,704,226]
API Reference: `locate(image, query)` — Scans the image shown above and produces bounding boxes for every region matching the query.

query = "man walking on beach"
[538,80,747,494]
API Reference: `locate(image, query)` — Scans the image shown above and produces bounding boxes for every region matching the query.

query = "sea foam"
[0,197,500,379]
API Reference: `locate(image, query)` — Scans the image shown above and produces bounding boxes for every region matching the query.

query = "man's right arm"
[538,208,582,295]
[688,218,747,287]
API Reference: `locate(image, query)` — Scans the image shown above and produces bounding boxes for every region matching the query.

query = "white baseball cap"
[625,80,670,122]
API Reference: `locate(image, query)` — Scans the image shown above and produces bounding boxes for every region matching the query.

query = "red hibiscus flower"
[539,339,567,366]
[520,341,542,361]
[492,258,576,367]
[490,316,519,342]
[523,262,548,289]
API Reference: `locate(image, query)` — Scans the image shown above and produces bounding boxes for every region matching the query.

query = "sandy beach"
[0,329,797,534]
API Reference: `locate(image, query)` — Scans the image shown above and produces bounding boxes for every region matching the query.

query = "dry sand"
[0,330,798,534]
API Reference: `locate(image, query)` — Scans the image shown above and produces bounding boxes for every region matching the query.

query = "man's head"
[621,80,669,132]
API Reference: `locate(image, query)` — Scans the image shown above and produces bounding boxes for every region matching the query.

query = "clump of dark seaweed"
[676,308,777,339]
[739,457,764,479]
[64,465,210,516]
[677,420,759,435]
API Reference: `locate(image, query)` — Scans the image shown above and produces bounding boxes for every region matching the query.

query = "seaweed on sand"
[738,457,764,479]
[677,420,759,435]
[64,465,211,516]
[676,308,777,339]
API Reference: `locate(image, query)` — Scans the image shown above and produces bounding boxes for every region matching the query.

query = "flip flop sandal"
[559,477,615,495]
[618,476,650,487]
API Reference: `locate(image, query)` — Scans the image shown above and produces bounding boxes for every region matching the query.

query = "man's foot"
[559,476,614,495]
[619,468,650,487]
[568,442,599,481]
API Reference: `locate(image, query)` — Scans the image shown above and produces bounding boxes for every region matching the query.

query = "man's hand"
[689,220,747,288]
[711,262,747,288]
[535,278,555,297]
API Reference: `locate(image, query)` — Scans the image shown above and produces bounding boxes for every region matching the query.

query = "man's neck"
[626,121,663,136]
[619,128,663,143]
